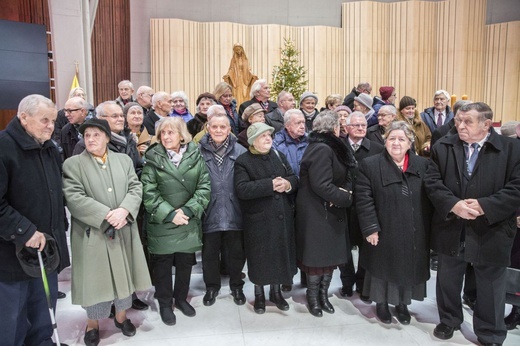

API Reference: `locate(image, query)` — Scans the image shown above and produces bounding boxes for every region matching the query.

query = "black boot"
[505,305,520,330]
[306,274,323,317]
[254,285,266,314]
[319,273,334,314]
[269,284,289,311]
[376,302,392,324]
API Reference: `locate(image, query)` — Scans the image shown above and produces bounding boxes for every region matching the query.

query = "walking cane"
[38,250,61,345]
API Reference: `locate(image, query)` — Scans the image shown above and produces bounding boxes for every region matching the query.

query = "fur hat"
[242,103,267,122]
[399,96,417,110]
[123,102,142,116]
[79,118,111,138]
[196,92,217,105]
[300,91,318,105]
[247,122,274,146]
[354,93,373,110]
[379,86,395,101]
[16,234,60,278]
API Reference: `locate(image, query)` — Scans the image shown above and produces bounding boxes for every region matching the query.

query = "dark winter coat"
[420,106,454,134]
[143,110,161,136]
[199,134,246,233]
[425,128,520,267]
[357,150,432,286]
[265,108,285,134]
[295,132,356,268]
[60,122,81,160]
[431,118,456,147]
[0,117,70,281]
[272,129,309,177]
[234,149,298,285]
[343,137,384,246]
[220,100,242,136]
[365,123,385,146]
[342,87,361,110]
[187,113,207,137]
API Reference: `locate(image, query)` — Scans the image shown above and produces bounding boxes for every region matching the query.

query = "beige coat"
[63,150,151,307]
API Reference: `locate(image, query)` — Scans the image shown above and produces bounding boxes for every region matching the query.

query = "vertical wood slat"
[150,0,519,122]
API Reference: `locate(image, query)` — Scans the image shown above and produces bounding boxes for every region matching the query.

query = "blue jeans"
[0,271,58,346]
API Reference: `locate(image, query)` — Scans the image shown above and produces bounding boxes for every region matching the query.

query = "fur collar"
[308,131,357,168]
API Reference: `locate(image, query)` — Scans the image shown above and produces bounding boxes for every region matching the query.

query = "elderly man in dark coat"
[425,102,520,345]
[339,111,384,299]
[0,94,70,345]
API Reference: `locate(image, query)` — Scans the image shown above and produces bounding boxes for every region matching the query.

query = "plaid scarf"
[209,136,229,166]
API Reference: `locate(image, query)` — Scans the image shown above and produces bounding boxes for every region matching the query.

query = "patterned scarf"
[209,136,229,166]
[166,145,187,167]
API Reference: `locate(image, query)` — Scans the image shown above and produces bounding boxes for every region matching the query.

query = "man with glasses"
[60,96,92,160]
[366,105,397,145]
[339,111,384,300]
[136,86,155,115]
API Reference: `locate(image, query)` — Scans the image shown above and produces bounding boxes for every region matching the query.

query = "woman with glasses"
[213,82,242,136]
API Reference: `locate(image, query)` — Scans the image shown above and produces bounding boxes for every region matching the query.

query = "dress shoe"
[175,300,196,317]
[339,286,353,297]
[505,305,520,330]
[203,290,218,306]
[114,318,136,337]
[433,322,460,340]
[360,294,372,304]
[231,288,246,306]
[254,285,266,314]
[159,307,176,326]
[281,284,292,292]
[269,284,289,311]
[395,304,411,325]
[84,327,100,346]
[57,291,66,299]
[463,294,476,311]
[131,298,149,310]
[376,302,392,324]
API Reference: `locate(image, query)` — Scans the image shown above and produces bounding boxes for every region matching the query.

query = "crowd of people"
[0,78,519,346]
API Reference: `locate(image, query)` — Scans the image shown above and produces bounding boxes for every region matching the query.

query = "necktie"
[465,143,479,176]
[436,113,443,127]
[352,143,360,152]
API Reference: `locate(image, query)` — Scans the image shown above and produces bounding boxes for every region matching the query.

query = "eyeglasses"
[64,108,81,114]
[102,114,125,119]
[378,113,393,117]
[347,124,367,128]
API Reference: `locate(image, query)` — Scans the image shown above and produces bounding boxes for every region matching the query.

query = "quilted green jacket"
[141,141,210,254]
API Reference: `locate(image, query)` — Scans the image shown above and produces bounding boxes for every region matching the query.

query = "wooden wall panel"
[150,0,519,121]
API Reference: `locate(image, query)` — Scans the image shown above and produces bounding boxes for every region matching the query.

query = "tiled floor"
[54,250,520,346]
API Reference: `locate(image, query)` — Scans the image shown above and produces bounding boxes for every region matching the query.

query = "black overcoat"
[234,149,298,285]
[356,150,432,286]
[295,132,356,268]
[425,128,520,267]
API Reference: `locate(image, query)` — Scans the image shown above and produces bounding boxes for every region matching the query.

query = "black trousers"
[437,252,507,344]
[202,231,245,291]
[339,247,365,291]
[152,252,195,308]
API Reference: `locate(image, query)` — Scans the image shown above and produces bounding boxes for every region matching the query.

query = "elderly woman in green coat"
[141,117,210,326]
[63,118,151,346]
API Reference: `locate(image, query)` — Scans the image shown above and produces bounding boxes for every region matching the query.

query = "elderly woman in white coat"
[63,118,151,346]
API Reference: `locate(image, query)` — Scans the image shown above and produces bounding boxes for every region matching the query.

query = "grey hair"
[433,89,450,101]
[67,97,89,110]
[250,79,267,98]
[152,91,170,108]
[136,85,153,95]
[118,80,134,90]
[156,116,192,144]
[277,91,291,105]
[379,105,397,116]
[95,100,118,118]
[207,105,229,125]
[17,94,56,118]
[357,82,371,90]
[171,91,189,105]
[69,87,87,99]
[452,100,472,116]
[384,120,415,143]
[346,111,367,125]
[283,109,304,125]
[195,97,217,113]
[312,110,340,133]
[458,102,493,122]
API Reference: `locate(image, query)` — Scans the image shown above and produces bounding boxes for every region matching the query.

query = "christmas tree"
[270,39,308,103]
